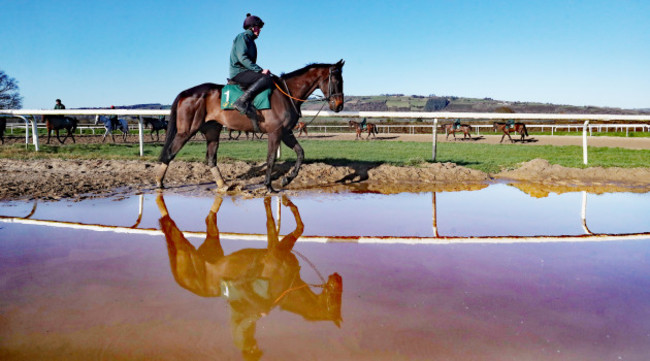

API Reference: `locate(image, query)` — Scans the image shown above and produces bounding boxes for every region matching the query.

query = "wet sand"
[0,133,649,201]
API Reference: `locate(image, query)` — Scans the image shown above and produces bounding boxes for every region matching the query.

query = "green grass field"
[2,139,648,174]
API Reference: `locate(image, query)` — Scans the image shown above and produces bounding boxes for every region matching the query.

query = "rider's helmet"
[243,13,264,29]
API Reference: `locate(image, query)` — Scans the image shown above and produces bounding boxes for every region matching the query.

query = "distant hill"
[110,97,648,118]
[302,95,650,115]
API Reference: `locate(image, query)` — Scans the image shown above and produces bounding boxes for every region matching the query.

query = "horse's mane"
[280,63,333,79]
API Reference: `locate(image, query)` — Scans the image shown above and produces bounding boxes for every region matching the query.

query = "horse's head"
[323,272,343,327]
[320,59,345,112]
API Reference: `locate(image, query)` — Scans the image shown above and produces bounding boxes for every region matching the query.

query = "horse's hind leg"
[280,130,304,188]
[203,122,228,192]
[156,131,197,188]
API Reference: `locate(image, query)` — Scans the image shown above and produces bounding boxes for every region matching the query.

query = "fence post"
[582,120,589,165]
[432,118,438,161]
[138,116,145,157]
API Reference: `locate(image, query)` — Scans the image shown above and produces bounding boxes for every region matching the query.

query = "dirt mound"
[494,159,650,189]
[1,158,648,201]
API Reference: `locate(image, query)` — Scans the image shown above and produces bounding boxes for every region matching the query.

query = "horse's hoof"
[266,185,279,194]
[281,176,292,187]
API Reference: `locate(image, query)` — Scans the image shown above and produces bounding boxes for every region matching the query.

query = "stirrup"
[239,104,261,133]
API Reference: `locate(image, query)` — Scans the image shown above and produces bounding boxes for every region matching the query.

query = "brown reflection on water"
[157,193,342,361]
[510,182,649,198]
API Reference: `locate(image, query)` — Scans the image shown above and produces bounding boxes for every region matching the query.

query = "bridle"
[273,66,342,123]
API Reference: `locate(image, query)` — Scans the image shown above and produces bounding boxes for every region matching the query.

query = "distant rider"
[109,105,119,130]
[54,99,65,109]
[360,117,367,130]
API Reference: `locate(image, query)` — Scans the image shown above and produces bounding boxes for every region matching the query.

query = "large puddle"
[1,185,650,360]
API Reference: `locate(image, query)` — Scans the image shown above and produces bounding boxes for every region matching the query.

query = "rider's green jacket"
[229,29,263,78]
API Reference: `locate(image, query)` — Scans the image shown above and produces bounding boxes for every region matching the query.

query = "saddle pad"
[221,84,272,110]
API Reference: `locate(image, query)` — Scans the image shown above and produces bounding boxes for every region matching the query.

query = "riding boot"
[233,77,269,133]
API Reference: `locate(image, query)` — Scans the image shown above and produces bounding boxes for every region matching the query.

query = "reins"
[271,249,328,306]
[272,66,341,126]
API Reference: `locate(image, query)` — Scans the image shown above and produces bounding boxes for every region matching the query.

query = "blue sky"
[2,0,649,109]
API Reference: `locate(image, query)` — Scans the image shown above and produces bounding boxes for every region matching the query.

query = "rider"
[229,13,272,133]
[360,117,367,130]
[507,119,515,129]
[109,105,119,130]
[453,118,461,129]
[54,99,65,109]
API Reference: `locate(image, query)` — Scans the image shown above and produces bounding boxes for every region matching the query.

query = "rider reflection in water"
[157,194,342,361]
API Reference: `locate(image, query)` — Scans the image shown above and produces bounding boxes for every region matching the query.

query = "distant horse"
[295,121,308,137]
[0,118,5,144]
[156,193,342,359]
[143,117,168,141]
[443,123,473,140]
[228,129,262,140]
[43,115,78,144]
[493,121,529,143]
[349,120,377,140]
[95,115,129,143]
[156,60,345,193]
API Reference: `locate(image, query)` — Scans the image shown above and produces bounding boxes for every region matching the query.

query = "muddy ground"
[0,133,649,200]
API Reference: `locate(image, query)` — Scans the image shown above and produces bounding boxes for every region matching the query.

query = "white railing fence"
[2,109,650,164]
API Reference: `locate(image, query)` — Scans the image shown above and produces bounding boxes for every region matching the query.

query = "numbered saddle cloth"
[221,84,272,110]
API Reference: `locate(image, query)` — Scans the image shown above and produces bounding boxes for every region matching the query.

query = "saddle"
[221,81,272,110]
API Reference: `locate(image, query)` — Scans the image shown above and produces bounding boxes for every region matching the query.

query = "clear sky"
[2,0,649,110]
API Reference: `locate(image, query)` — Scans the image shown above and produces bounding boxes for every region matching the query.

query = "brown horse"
[443,123,473,140]
[493,121,529,143]
[349,120,377,140]
[157,60,345,193]
[142,117,168,141]
[294,121,308,137]
[157,193,342,359]
[228,129,262,140]
[43,115,78,144]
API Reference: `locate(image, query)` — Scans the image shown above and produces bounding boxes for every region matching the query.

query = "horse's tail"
[159,97,180,163]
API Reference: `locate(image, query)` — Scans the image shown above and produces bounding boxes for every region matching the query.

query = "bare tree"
[0,70,23,109]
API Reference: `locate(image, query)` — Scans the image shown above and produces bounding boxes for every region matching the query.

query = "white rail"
[2,109,649,164]
[1,192,648,244]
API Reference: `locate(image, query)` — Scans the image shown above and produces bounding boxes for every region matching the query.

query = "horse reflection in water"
[156,193,342,361]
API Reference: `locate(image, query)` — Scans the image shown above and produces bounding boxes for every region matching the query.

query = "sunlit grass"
[1,139,648,174]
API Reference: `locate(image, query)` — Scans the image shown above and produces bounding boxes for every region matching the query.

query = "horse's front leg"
[56,129,66,144]
[265,132,282,193]
[280,130,304,187]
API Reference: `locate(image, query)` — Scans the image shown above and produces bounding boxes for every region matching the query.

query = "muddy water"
[1,186,650,360]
